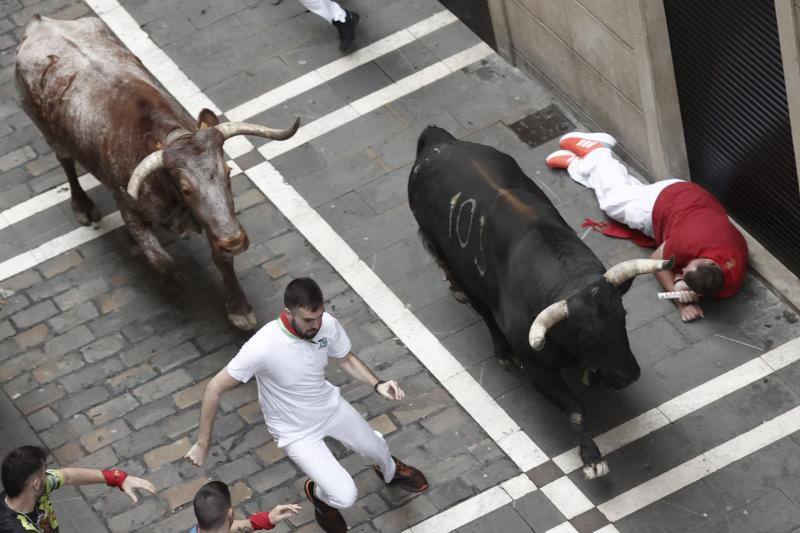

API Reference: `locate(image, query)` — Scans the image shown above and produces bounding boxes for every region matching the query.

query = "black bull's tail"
[416,125,454,155]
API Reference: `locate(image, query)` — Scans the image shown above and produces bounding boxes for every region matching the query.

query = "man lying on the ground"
[189,480,300,532]
[547,132,748,322]
[0,445,156,533]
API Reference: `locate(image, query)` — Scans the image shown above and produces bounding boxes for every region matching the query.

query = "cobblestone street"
[2,0,800,532]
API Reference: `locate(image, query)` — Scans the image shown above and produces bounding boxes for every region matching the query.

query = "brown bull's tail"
[416,126,454,155]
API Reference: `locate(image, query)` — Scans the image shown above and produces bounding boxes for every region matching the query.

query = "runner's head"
[193,481,234,531]
[284,277,324,340]
[1,445,47,499]
[683,259,723,295]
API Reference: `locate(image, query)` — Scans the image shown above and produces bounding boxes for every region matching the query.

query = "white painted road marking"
[552,336,800,473]
[403,474,536,533]
[0,212,124,282]
[257,42,493,161]
[226,10,459,122]
[0,174,101,232]
[598,401,800,522]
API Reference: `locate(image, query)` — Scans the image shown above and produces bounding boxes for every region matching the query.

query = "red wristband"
[101,469,128,490]
[249,511,274,530]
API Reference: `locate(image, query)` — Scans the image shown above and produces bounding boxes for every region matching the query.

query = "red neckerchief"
[279,310,302,338]
[582,218,657,249]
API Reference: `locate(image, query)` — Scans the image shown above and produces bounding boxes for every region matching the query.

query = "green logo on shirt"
[317,337,329,348]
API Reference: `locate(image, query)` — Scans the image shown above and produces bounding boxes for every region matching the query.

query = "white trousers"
[282,397,396,509]
[297,0,347,23]
[567,147,681,237]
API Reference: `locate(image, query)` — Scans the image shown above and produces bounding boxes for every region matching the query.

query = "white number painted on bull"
[448,192,461,240]
[456,198,476,248]
[475,215,487,276]
[448,192,488,277]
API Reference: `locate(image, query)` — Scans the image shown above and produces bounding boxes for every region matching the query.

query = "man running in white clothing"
[185,278,428,533]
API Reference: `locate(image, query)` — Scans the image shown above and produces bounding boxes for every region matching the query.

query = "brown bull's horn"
[602,256,675,287]
[127,150,165,199]
[214,117,300,141]
[528,299,569,350]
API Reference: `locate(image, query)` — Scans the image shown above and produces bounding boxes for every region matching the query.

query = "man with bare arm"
[1,445,156,533]
[185,278,428,533]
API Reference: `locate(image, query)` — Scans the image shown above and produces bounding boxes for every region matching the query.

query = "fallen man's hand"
[677,302,704,322]
[673,280,699,303]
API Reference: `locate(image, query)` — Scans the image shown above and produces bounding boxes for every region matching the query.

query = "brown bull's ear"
[198,108,220,129]
[144,133,162,151]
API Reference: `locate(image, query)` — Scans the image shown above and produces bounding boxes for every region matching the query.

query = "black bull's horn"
[126,118,301,199]
[528,257,674,350]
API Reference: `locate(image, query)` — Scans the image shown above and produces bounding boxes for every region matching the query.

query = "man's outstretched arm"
[185,368,240,466]
[60,468,156,502]
[230,504,303,532]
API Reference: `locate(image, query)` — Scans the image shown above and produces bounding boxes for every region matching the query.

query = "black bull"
[408,127,673,478]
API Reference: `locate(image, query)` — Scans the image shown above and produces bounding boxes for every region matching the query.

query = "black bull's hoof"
[580,439,610,479]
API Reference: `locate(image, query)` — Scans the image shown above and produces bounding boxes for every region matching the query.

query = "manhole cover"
[508,104,574,149]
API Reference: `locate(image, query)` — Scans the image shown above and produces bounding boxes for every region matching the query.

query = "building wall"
[499,0,651,169]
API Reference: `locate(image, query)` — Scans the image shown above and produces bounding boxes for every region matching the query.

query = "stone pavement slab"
[2,0,800,531]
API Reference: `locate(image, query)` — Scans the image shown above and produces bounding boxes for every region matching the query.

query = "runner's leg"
[568,147,657,234]
[284,435,358,509]
[296,0,347,22]
[324,398,397,482]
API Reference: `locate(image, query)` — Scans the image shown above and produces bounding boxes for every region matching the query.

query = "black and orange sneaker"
[304,479,348,533]
[373,456,429,493]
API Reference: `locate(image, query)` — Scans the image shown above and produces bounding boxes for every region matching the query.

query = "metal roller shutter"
[664,0,800,277]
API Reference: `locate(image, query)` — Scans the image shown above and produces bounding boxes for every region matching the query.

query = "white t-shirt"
[227,312,352,446]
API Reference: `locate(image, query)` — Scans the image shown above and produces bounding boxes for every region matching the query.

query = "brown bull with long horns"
[15,15,298,330]
[409,127,674,479]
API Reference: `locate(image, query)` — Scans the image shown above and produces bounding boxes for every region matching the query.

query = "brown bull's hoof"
[75,205,102,226]
[229,310,257,330]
